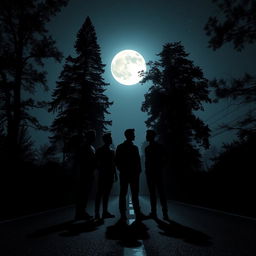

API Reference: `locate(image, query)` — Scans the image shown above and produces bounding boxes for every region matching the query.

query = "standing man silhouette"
[145,129,169,221]
[75,130,96,220]
[115,129,145,221]
[95,132,117,220]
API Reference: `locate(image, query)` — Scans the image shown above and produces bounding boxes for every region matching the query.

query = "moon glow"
[111,50,146,86]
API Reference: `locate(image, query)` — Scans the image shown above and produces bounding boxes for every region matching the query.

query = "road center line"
[124,196,147,256]
[129,209,135,215]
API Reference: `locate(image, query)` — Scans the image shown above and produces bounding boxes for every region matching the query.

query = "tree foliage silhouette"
[37,143,59,166]
[49,17,112,159]
[0,0,68,162]
[209,135,256,214]
[205,0,256,139]
[205,0,256,51]
[204,0,256,215]
[17,126,37,163]
[141,42,210,176]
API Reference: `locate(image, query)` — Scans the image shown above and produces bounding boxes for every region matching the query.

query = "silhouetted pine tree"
[0,0,68,162]
[49,17,112,160]
[141,42,210,187]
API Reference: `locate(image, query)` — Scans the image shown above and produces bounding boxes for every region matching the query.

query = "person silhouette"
[145,129,169,221]
[74,130,96,220]
[115,129,146,221]
[94,132,117,220]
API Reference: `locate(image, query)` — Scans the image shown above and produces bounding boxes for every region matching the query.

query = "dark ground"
[1,196,256,256]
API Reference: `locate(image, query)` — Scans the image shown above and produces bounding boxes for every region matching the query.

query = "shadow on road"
[155,218,212,246]
[106,219,149,247]
[28,219,104,238]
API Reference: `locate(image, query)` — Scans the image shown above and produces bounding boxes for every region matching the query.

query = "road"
[1,196,256,256]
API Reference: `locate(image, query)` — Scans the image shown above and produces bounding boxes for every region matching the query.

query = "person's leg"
[102,179,115,217]
[95,176,104,218]
[146,171,157,216]
[156,173,168,219]
[82,172,93,210]
[119,173,129,219]
[75,175,93,220]
[75,180,84,215]
[130,174,142,219]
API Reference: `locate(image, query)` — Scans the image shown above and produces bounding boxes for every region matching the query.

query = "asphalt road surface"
[1,196,256,256]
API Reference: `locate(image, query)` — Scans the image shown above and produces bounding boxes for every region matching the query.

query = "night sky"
[32,0,256,154]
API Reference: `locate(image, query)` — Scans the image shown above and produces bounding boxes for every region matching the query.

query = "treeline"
[139,0,256,217]
[0,0,111,219]
[160,0,256,217]
[0,0,255,219]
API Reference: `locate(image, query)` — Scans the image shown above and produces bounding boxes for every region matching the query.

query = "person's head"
[146,129,156,142]
[85,129,96,144]
[124,129,135,141]
[102,132,112,145]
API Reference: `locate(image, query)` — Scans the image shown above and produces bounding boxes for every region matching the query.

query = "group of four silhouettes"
[74,128,169,222]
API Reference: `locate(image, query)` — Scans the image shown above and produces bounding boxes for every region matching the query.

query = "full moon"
[111,50,146,86]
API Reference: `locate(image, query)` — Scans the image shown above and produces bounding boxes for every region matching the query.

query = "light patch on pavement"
[129,209,135,215]
[128,218,135,225]
[124,246,147,256]
[124,196,147,256]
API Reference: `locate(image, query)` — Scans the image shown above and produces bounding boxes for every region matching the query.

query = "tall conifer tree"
[49,17,112,158]
[141,42,210,179]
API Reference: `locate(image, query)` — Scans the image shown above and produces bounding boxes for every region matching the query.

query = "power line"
[211,129,235,138]
[204,100,250,125]
[210,109,256,137]
[210,109,247,131]
[207,106,241,126]
[205,103,233,123]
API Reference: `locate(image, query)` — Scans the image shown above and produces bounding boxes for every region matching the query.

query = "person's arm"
[159,144,168,172]
[144,146,149,170]
[112,150,118,181]
[114,167,118,181]
[136,147,142,173]
[161,144,167,164]
[114,145,121,171]
[95,148,102,168]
